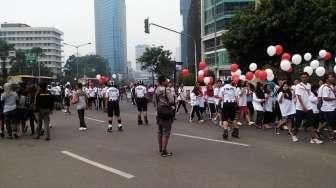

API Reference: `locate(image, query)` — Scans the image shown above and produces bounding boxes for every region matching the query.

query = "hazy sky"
[0,0,181,62]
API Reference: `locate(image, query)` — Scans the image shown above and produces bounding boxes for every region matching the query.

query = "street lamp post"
[64,42,91,80]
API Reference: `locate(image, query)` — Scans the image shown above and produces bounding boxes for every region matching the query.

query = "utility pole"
[144,19,198,82]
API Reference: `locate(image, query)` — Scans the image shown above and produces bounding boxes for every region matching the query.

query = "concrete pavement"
[0,102,335,188]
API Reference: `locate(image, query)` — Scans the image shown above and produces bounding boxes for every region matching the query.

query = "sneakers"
[274,128,281,135]
[231,128,239,138]
[79,127,88,131]
[291,135,299,142]
[310,138,323,144]
[237,122,242,126]
[118,124,123,132]
[160,150,173,157]
[283,125,289,130]
[199,119,204,123]
[188,118,193,123]
[248,122,255,126]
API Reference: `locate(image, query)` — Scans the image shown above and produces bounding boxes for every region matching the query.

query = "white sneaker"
[199,120,204,123]
[189,119,193,123]
[310,138,323,144]
[283,126,289,130]
[248,122,255,126]
[291,136,299,142]
[78,127,84,131]
[82,127,88,131]
[237,122,242,126]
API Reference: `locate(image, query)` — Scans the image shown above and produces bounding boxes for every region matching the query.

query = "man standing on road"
[155,76,175,157]
[72,83,87,131]
[35,82,54,141]
[105,82,123,132]
[135,81,148,125]
[219,77,239,140]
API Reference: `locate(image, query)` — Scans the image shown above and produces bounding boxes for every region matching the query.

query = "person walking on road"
[105,82,123,132]
[134,81,148,125]
[1,83,19,139]
[155,76,175,157]
[72,83,87,131]
[35,82,54,141]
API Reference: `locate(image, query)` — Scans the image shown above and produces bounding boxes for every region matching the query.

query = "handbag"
[156,88,175,119]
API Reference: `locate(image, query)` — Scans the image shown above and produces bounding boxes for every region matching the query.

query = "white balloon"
[303,66,313,76]
[267,46,277,57]
[280,60,291,71]
[267,73,275,81]
[304,53,312,61]
[96,74,101,80]
[235,69,242,76]
[292,54,302,65]
[249,63,258,71]
[315,66,326,77]
[239,75,246,81]
[198,70,205,76]
[265,69,273,76]
[310,60,319,69]
[319,50,327,58]
[204,77,211,85]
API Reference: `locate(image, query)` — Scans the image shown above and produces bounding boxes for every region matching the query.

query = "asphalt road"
[0,102,336,188]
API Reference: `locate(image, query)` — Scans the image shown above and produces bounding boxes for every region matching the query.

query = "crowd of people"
[1,72,335,157]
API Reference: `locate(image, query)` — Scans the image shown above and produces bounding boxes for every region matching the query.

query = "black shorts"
[264,111,275,124]
[64,97,70,106]
[136,98,148,112]
[107,101,120,117]
[208,103,216,114]
[157,117,173,136]
[222,102,237,121]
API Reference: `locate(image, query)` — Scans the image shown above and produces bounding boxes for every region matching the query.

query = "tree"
[63,54,111,81]
[222,0,336,71]
[137,46,174,80]
[0,40,14,82]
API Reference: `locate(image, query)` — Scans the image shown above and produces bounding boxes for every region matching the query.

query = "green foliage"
[63,54,111,81]
[137,46,174,79]
[223,0,336,71]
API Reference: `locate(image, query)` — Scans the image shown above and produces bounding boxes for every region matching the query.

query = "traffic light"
[144,18,150,34]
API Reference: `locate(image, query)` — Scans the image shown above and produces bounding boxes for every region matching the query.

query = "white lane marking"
[61,151,135,179]
[85,117,105,123]
[173,133,250,147]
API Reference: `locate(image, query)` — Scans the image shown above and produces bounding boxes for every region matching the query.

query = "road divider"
[173,133,250,147]
[85,117,105,123]
[61,151,135,179]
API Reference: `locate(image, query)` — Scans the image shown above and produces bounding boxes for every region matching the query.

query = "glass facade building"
[201,0,254,76]
[94,0,127,75]
[180,0,191,67]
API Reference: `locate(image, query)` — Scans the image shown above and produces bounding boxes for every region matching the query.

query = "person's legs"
[195,106,202,121]
[176,101,182,113]
[35,111,43,139]
[160,119,173,156]
[43,110,51,140]
[28,110,35,136]
[78,109,86,128]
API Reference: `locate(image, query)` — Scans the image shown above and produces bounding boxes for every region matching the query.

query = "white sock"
[108,124,113,128]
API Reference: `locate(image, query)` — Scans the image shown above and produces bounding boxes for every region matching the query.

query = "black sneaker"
[45,137,50,141]
[138,120,143,126]
[14,134,19,139]
[107,127,113,133]
[160,151,168,157]
[118,126,123,132]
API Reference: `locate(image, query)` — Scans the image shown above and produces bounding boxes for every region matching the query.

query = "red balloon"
[255,70,262,79]
[259,71,267,81]
[275,45,284,55]
[230,64,239,72]
[232,74,239,81]
[324,52,332,61]
[246,72,254,81]
[199,61,207,70]
[282,53,291,60]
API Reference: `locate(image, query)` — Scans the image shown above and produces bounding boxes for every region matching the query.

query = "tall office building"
[94,0,127,75]
[201,0,254,77]
[0,23,63,74]
[180,0,191,67]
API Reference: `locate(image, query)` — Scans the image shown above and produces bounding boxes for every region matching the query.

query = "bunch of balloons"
[197,61,213,85]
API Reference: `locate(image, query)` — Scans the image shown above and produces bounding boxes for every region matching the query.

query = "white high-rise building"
[0,23,63,73]
[135,44,150,71]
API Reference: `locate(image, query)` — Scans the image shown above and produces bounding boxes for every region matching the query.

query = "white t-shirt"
[319,84,336,112]
[135,85,147,98]
[295,83,312,111]
[309,93,319,114]
[88,87,96,98]
[264,93,273,112]
[277,92,296,117]
[213,87,221,105]
[190,92,199,106]
[252,93,264,112]
[64,88,71,97]
[178,88,187,101]
[219,84,237,103]
[105,87,120,101]
[237,87,247,107]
